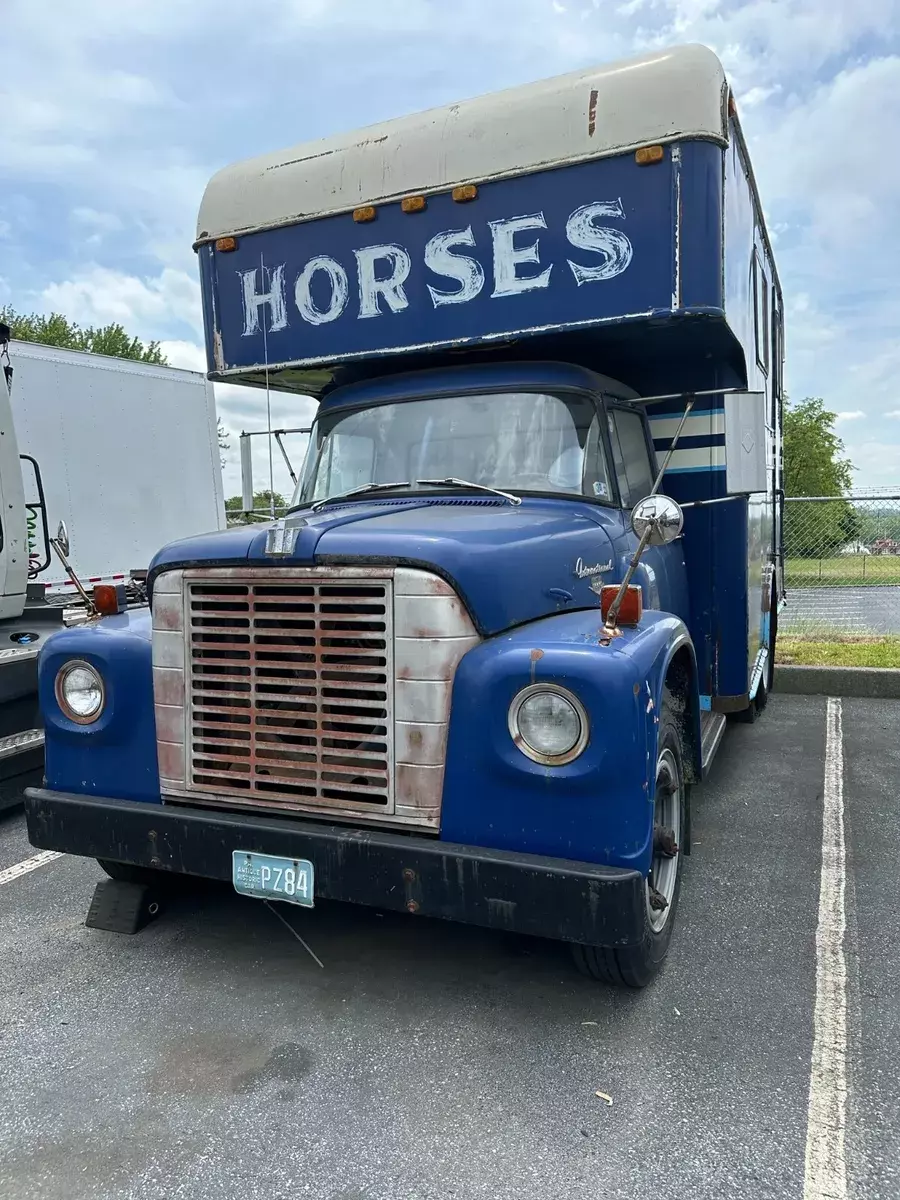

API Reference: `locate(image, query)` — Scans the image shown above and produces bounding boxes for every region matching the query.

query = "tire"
[739,579,776,722]
[755,670,769,713]
[735,695,759,723]
[766,585,778,694]
[97,859,170,886]
[571,694,688,987]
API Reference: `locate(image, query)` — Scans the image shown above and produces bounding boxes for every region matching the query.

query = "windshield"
[294,391,612,506]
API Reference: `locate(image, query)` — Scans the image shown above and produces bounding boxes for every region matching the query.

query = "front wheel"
[571,699,687,987]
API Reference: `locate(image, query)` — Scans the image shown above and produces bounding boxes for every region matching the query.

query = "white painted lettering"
[355,244,411,318]
[566,200,633,285]
[239,264,287,336]
[489,213,553,298]
[294,255,349,325]
[424,226,485,308]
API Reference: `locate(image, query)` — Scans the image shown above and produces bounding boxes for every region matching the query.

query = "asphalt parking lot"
[781,585,900,634]
[1,693,898,1200]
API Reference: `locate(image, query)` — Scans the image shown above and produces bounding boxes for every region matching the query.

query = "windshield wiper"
[309,481,411,512]
[416,477,521,505]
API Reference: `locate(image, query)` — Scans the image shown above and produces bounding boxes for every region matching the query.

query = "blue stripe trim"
[699,694,712,712]
[653,434,726,450]
[663,464,727,474]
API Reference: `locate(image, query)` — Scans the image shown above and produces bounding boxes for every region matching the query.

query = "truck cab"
[24,43,783,985]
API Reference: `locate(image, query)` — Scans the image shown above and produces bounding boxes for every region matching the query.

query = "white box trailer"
[0,337,226,807]
[10,341,226,591]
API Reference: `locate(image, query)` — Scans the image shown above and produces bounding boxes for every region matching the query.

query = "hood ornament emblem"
[265,518,302,556]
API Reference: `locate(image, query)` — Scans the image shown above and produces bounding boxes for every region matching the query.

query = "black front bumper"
[24,788,646,947]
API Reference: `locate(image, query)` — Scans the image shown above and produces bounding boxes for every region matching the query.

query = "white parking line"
[0,850,63,887]
[803,697,848,1200]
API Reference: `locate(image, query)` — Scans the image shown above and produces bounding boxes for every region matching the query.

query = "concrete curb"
[775,665,900,699]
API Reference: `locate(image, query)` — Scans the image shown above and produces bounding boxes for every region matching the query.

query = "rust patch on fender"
[530,647,544,684]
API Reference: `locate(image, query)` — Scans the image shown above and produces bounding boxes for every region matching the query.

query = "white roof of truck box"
[196,43,728,244]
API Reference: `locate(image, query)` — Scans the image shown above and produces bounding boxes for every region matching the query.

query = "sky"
[2,0,899,499]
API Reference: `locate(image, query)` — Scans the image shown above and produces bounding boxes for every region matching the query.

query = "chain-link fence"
[782,489,900,637]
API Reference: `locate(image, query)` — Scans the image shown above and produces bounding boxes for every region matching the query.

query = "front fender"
[440,609,694,873]
[38,609,161,804]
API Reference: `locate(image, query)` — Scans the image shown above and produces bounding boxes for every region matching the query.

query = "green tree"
[783,397,853,498]
[225,490,288,524]
[1,306,166,364]
[783,397,855,558]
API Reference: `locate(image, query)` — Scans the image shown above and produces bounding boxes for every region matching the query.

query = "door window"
[608,409,656,508]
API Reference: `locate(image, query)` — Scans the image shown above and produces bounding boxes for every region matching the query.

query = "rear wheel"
[738,576,776,722]
[571,698,687,987]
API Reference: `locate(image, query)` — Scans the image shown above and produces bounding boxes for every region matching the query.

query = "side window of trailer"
[753,250,770,375]
[608,408,655,508]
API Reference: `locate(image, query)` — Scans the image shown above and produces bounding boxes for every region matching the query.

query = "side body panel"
[645,129,781,706]
[10,342,226,588]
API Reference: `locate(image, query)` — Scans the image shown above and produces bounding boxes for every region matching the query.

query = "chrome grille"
[185,570,394,815]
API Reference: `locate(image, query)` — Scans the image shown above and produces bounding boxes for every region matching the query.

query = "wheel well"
[663,646,700,785]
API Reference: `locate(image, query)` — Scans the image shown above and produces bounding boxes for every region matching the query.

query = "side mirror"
[56,520,70,558]
[631,494,684,545]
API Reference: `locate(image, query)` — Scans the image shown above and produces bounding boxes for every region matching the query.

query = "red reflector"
[600,584,643,626]
[93,583,124,616]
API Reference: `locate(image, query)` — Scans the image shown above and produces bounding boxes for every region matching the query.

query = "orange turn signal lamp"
[635,144,664,166]
[452,184,478,203]
[215,236,238,252]
[353,184,479,224]
[93,583,127,617]
[599,584,643,627]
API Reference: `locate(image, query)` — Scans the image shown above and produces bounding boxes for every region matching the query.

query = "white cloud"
[71,208,123,234]
[885,410,900,418]
[835,411,866,422]
[41,266,201,337]
[158,339,206,372]
[739,84,781,109]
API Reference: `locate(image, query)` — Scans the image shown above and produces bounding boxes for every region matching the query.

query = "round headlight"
[508,684,588,765]
[55,660,104,724]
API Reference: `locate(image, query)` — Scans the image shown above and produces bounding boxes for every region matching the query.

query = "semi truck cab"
[24,44,784,985]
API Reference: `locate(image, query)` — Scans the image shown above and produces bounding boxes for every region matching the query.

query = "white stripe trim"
[649,412,725,439]
[663,446,726,472]
[0,850,63,887]
[803,697,848,1200]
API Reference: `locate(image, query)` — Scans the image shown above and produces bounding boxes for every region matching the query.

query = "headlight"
[55,660,105,724]
[508,684,588,765]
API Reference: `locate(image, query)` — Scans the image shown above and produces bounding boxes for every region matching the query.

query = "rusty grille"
[184,572,394,814]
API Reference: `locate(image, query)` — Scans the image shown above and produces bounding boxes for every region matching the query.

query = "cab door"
[604,403,690,626]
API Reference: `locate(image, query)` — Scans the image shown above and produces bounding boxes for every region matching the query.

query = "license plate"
[232,851,314,907]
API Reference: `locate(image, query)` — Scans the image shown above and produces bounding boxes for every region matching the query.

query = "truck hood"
[150,497,622,635]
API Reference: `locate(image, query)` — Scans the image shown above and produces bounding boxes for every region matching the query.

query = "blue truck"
[25,44,783,986]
